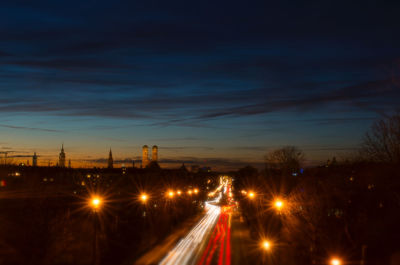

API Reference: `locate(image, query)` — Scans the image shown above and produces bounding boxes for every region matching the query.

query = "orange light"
[330,258,341,265]
[168,191,174,198]
[262,240,271,250]
[188,190,193,195]
[140,193,148,203]
[194,188,199,194]
[274,199,284,210]
[177,190,182,195]
[91,197,102,210]
[248,192,255,199]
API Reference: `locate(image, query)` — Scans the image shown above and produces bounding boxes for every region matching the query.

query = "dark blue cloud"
[0,0,399,167]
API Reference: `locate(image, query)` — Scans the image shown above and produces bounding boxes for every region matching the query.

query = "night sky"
[1,0,399,169]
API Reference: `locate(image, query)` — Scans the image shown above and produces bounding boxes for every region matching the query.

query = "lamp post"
[274,199,283,211]
[90,196,102,265]
[262,240,272,251]
[330,258,342,265]
[248,191,255,199]
[273,198,285,216]
[140,193,148,204]
[167,190,175,198]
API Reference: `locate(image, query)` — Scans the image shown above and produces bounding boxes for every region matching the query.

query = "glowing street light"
[188,190,193,195]
[262,240,272,251]
[330,258,342,265]
[248,191,255,199]
[140,193,148,203]
[177,190,182,196]
[90,196,102,211]
[274,199,284,211]
[194,188,199,194]
[88,195,103,265]
[167,191,175,198]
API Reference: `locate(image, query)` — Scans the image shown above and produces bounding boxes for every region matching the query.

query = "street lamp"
[248,191,255,199]
[91,196,102,211]
[177,190,182,196]
[167,190,174,198]
[262,240,272,251]
[193,188,199,194]
[89,196,103,265]
[330,258,342,265]
[274,199,284,211]
[140,193,148,203]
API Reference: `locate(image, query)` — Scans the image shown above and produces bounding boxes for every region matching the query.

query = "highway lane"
[158,177,257,265]
[196,205,232,265]
[159,201,221,265]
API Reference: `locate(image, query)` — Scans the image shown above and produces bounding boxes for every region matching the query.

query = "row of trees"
[234,113,400,265]
[264,112,400,170]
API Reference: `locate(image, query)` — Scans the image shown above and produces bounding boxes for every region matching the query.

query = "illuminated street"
[159,202,221,265]
[157,177,255,265]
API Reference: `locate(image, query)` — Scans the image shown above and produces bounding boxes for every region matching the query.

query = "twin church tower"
[106,145,158,169]
[142,145,158,168]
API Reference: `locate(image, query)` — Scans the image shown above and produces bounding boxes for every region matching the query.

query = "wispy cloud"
[150,137,202,142]
[0,124,64,133]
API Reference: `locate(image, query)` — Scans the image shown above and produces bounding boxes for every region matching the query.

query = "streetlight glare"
[141,193,148,202]
[177,190,182,195]
[274,199,284,210]
[194,188,199,194]
[248,192,255,199]
[330,258,342,265]
[168,191,174,198]
[262,240,271,250]
[91,197,102,209]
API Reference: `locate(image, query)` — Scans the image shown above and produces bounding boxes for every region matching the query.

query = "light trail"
[159,178,229,265]
[197,207,232,265]
[159,202,221,265]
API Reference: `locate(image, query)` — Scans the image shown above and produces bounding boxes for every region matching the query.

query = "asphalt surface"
[136,180,261,265]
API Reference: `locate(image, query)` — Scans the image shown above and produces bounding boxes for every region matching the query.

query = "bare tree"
[362,113,400,163]
[265,146,304,174]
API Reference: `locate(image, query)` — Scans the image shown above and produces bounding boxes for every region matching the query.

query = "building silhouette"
[59,144,66,167]
[108,148,113,169]
[152,145,158,162]
[142,145,149,168]
[32,152,38,167]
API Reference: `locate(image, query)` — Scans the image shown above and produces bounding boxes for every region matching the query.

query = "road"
[159,201,221,265]
[155,177,259,265]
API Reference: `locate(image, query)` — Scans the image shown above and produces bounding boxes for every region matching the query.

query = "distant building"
[142,145,149,168]
[108,149,113,169]
[142,145,159,168]
[68,159,71,168]
[32,152,38,167]
[152,145,158,162]
[59,144,66,167]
